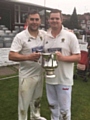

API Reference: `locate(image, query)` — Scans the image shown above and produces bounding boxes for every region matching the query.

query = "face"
[49,12,62,29]
[27,14,41,31]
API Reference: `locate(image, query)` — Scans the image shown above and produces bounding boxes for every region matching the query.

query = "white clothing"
[46,84,72,120]
[10,28,46,120]
[10,28,46,79]
[44,28,80,86]
[44,27,80,120]
[18,75,43,120]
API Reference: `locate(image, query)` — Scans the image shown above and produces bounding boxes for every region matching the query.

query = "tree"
[69,7,79,29]
[62,19,70,29]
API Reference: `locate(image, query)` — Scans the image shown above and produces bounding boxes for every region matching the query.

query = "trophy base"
[45,69,56,78]
[46,74,56,78]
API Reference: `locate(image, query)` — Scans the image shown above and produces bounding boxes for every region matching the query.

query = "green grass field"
[0,76,90,120]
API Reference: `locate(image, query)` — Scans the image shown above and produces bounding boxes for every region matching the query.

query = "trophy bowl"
[42,53,58,78]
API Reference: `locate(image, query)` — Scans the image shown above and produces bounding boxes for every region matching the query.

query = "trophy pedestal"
[45,69,56,78]
[46,74,55,78]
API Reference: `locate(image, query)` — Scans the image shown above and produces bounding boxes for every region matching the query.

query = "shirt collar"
[47,26,64,38]
[25,27,41,39]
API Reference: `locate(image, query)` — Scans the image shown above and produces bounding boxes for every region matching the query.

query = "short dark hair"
[50,9,62,14]
[50,9,63,20]
[27,10,41,18]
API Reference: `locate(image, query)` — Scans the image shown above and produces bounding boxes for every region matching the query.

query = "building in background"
[0,0,53,31]
[80,13,90,34]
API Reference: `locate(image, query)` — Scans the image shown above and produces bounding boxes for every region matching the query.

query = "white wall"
[0,48,19,67]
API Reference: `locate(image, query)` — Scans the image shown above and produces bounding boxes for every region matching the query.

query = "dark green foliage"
[63,7,81,29]
[69,7,79,29]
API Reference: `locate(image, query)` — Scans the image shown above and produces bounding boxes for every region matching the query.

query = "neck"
[28,28,38,38]
[51,27,62,38]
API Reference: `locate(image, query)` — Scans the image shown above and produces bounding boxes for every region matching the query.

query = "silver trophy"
[42,53,58,78]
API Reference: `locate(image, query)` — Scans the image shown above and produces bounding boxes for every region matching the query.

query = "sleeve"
[10,35,23,52]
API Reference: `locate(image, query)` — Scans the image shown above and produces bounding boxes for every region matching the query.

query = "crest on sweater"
[61,38,65,42]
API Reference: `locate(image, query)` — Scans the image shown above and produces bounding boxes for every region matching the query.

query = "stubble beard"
[28,25,39,32]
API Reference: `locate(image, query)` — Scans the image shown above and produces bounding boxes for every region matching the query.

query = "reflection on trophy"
[42,53,58,78]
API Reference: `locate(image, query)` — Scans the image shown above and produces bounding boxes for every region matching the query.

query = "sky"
[16,0,90,15]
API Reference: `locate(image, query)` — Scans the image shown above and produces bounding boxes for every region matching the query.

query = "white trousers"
[46,84,72,120]
[18,75,43,120]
